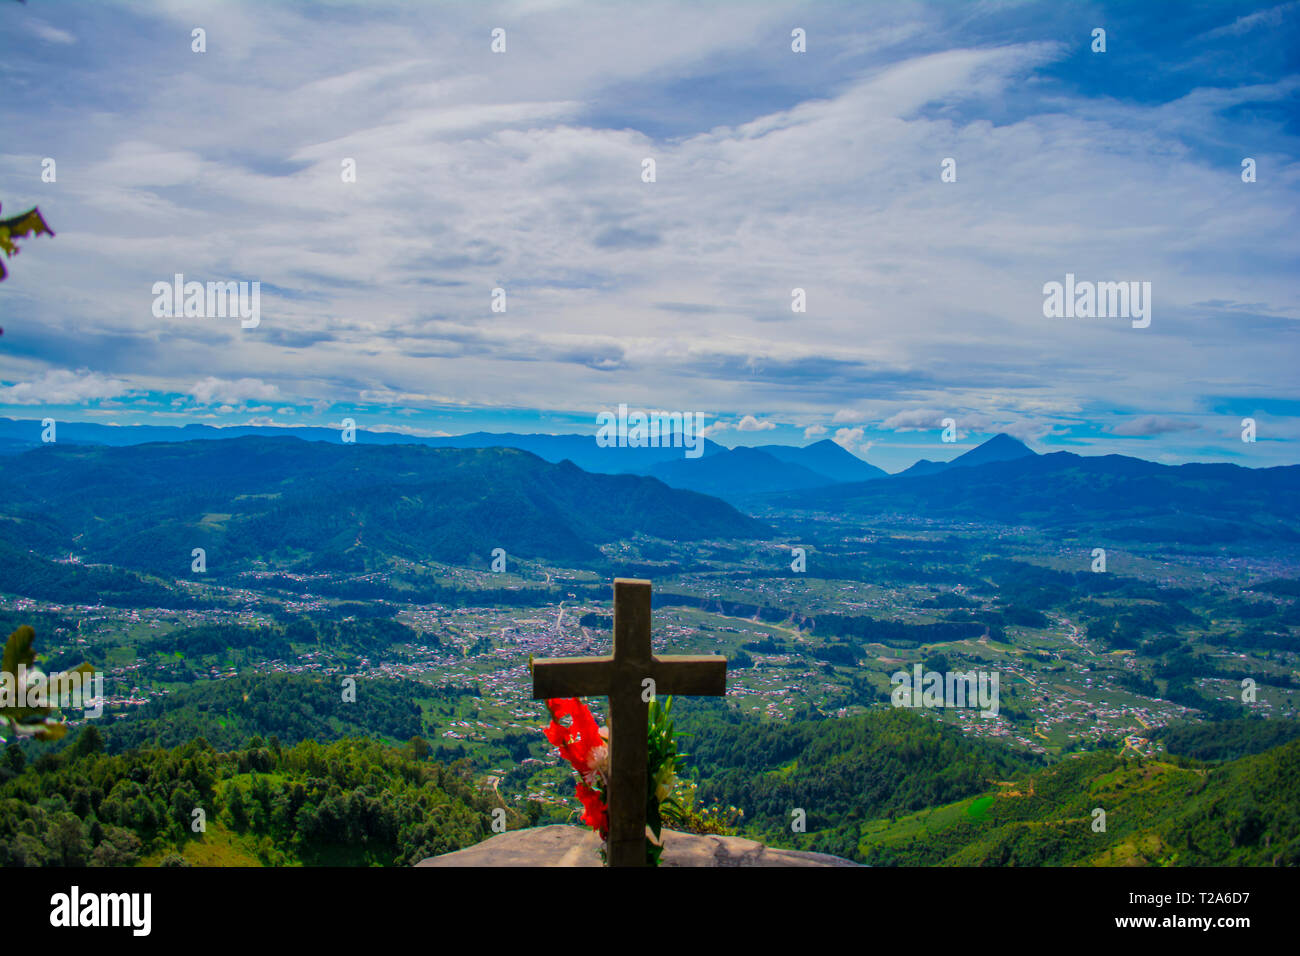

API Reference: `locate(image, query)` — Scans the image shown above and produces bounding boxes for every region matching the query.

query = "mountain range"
[2,420,1296,552]
[648,440,888,497]
[0,418,885,499]
[0,437,768,577]
[778,442,1300,543]
[0,418,724,470]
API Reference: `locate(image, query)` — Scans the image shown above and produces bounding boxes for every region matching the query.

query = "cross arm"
[651,654,727,696]
[531,655,613,699]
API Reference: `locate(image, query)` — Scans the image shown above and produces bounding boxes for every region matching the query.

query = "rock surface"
[416,824,860,867]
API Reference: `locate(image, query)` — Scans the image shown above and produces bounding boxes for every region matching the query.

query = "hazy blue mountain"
[775,448,1300,543]
[752,439,887,482]
[0,418,725,473]
[0,437,768,577]
[894,433,1035,478]
[650,446,837,499]
[946,433,1036,469]
[0,417,333,449]
[896,458,949,478]
[418,431,727,474]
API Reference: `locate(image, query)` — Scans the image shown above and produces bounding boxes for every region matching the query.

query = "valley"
[2,433,1298,865]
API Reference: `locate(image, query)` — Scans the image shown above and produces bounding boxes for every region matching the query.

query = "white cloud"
[1110,415,1200,437]
[24,18,76,45]
[1203,2,1300,39]
[804,423,828,438]
[880,409,947,432]
[190,377,280,405]
[365,423,452,437]
[0,369,132,405]
[833,427,865,450]
[996,420,1054,443]
[736,414,776,432]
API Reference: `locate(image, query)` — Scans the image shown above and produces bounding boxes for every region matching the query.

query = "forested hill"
[670,704,1300,865]
[0,732,500,867]
[0,437,768,577]
[852,738,1300,866]
[677,704,1040,859]
[92,673,438,754]
[774,450,1300,544]
[7,696,1300,867]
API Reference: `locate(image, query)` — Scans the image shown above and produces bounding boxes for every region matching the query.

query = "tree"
[92,827,142,867]
[73,724,104,758]
[3,744,24,775]
[226,785,250,830]
[0,205,54,281]
[50,813,90,866]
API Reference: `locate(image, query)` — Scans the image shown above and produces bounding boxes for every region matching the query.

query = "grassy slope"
[855,738,1300,866]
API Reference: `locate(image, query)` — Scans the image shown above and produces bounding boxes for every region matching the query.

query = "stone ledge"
[416,824,860,867]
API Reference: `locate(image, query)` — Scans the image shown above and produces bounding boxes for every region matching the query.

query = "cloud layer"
[1,0,1297,471]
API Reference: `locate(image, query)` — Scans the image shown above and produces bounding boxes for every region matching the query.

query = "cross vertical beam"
[608,578,651,867]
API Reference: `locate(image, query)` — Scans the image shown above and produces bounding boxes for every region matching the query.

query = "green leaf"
[2,626,37,678]
[33,721,68,742]
[0,205,55,281]
[1,625,92,741]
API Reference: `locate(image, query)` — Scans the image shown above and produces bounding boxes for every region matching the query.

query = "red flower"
[544,698,610,839]
[544,698,604,772]
[575,781,609,838]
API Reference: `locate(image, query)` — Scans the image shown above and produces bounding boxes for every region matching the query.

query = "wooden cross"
[532,578,726,867]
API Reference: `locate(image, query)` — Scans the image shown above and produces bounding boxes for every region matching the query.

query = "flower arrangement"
[542,697,610,839]
[644,695,685,865]
[542,695,687,866]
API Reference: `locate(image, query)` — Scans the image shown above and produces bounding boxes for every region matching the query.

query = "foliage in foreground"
[0,731,496,866]
[0,204,54,281]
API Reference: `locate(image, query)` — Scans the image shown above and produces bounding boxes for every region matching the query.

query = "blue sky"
[0,0,1297,474]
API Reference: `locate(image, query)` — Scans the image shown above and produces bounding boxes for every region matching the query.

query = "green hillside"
[851,740,1300,866]
[93,673,430,754]
[8,692,1300,866]
[668,704,1300,866]
[679,705,1041,859]
[0,731,500,867]
[0,437,767,577]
